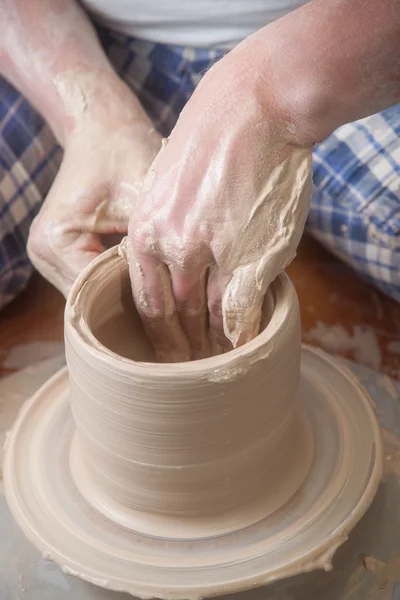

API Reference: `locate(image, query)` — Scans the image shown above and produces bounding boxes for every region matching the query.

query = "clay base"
[69,408,313,539]
[3,346,382,600]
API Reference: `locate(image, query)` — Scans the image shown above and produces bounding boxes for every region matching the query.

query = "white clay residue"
[378,374,398,400]
[220,147,313,347]
[388,340,400,355]
[304,322,382,371]
[2,341,65,370]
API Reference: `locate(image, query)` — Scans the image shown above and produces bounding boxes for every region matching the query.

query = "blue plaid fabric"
[309,106,400,300]
[0,78,62,309]
[1,25,399,310]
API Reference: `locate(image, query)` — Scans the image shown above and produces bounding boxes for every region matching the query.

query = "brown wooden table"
[1,235,400,378]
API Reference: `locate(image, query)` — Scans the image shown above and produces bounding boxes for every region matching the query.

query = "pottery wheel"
[3,346,382,600]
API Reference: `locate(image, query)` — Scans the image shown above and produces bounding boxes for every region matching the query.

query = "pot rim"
[65,245,298,379]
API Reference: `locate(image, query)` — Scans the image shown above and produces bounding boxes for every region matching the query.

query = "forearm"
[0,0,146,144]
[228,0,400,143]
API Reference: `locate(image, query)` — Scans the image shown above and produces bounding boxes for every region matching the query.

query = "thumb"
[27,226,105,299]
[222,264,265,348]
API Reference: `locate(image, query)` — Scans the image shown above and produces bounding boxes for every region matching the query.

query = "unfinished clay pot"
[64,245,312,534]
[3,244,383,599]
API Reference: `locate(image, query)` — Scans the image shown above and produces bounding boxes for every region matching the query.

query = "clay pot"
[4,243,383,597]
[65,245,307,523]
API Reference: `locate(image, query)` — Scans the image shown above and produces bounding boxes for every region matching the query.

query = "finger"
[63,232,106,296]
[222,264,264,348]
[128,246,190,363]
[169,265,210,360]
[207,266,233,355]
[73,195,130,235]
[28,226,105,299]
[71,180,142,236]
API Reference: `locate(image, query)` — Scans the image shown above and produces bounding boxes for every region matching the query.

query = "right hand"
[126,50,312,362]
[27,71,161,297]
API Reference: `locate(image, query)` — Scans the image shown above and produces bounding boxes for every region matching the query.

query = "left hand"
[127,48,313,362]
[27,72,161,297]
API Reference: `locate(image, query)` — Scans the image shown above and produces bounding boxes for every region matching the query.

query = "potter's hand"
[127,53,312,362]
[27,73,161,296]
[1,0,161,297]
[128,0,400,362]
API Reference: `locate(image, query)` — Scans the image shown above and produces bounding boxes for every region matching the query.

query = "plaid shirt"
[0,25,399,310]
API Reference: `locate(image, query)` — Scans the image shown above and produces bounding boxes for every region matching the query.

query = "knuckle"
[175,299,206,317]
[131,222,159,256]
[181,248,211,273]
[138,305,165,321]
[27,217,46,261]
[27,215,70,268]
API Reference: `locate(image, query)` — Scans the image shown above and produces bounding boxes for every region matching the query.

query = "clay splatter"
[388,341,400,355]
[378,374,398,400]
[304,322,382,371]
[361,555,386,573]
[2,341,64,371]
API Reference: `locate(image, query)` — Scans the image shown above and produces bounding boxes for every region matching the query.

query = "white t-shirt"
[82,0,307,49]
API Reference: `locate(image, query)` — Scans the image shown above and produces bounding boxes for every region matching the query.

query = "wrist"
[55,67,153,145]
[230,0,400,145]
[227,32,336,146]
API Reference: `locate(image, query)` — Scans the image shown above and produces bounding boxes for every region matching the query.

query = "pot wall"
[65,247,301,517]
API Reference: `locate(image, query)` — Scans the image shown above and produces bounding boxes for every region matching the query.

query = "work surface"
[1,354,400,599]
[1,236,400,598]
[1,235,400,379]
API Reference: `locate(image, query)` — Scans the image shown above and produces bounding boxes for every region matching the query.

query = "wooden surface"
[1,235,400,378]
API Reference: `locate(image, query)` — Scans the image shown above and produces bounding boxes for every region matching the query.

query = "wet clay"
[65,246,310,525]
[3,346,383,599]
[3,246,384,599]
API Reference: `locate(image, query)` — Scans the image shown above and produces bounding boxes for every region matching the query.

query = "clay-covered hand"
[127,52,312,362]
[28,73,161,297]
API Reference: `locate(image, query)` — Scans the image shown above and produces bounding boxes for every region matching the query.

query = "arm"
[1,0,161,296]
[233,0,400,143]
[0,0,148,144]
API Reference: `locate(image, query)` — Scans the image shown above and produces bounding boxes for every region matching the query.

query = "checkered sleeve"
[0,76,62,310]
